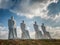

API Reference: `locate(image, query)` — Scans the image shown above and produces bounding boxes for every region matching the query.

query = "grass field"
[0,39,60,45]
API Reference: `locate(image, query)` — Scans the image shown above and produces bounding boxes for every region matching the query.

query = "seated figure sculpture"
[41,23,51,39]
[8,16,17,39]
[20,20,30,39]
[33,21,42,39]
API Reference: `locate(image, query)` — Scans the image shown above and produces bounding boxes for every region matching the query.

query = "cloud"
[0,0,58,19]
[0,26,8,39]
[0,0,21,9]
[47,0,60,17]
[46,26,60,39]
[10,0,50,18]
[31,0,48,4]
[0,0,50,18]
[17,26,22,38]
[0,25,60,39]
[10,0,58,19]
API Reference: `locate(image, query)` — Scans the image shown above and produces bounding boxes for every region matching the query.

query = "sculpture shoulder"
[34,24,38,26]
[21,23,25,25]
[41,25,45,28]
[13,20,16,23]
[33,24,35,26]
[41,25,43,27]
[8,19,11,22]
[13,20,16,22]
[21,23,23,25]
[21,23,23,26]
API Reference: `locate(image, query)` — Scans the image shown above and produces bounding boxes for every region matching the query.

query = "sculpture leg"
[15,28,17,38]
[8,30,11,39]
[25,30,30,39]
[35,32,37,39]
[21,32,25,39]
[48,34,51,39]
[8,28,12,39]
[13,28,17,39]
[37,31,42,39]
[11,29,14,39]
[26,30,30,39]
[47,32,51,39]
[12,29,15,39]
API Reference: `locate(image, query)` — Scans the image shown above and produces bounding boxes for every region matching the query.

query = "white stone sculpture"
[21,20,30,39]
[41,23,51,39]
[8,16,17,39]
[33,21,42,39]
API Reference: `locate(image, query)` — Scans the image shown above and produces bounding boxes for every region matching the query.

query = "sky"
[0,0,60,39]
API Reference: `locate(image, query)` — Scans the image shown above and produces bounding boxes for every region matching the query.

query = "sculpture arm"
[24,24,26,29]
[14,20,16,27]
[13,20,16,28]
[8,20,10,28]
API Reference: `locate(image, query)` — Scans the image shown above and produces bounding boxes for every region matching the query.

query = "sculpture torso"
[8,19,15,29]
[34,24,39,32]
[41,25,46,33]
[21,23,25,32]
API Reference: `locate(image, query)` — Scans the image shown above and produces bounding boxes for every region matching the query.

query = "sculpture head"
[11,16,14,20]
[42,23,44,26]
[22,20,24,23]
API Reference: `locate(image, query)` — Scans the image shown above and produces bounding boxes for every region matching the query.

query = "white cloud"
[9,0,48,18]
[0,0,17,9]
[9,0,59,20]
[17,26,22,38]
[0,26,8,39]
[0,26,60,39]
[10,1,49,19]
[0,0,58,20]
[46,26,60,39]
